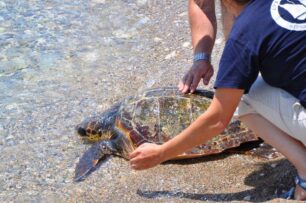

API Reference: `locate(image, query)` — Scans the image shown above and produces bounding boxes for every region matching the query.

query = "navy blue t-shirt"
[215,0,306,108]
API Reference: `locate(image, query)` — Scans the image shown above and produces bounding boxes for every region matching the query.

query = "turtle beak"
[77,126,87,137]
[74,142,106,182]
[75,123,86,136]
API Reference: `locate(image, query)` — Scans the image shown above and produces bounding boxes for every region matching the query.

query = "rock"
[0,2,6,9]
[215,38,224,45]
[92,0,106,3]
[270,163,277,168]
[182,41,190,48]
[165,51,176,60]
[178,12,188,17]
[154,37,162,42]
[137,17,150,26]
[136,0,148,6]
[243,195,251,201]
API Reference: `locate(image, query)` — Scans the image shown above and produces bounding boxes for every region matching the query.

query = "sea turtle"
[74,87,259,181]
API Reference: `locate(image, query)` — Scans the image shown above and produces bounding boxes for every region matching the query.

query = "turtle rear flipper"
[74,140,118,182]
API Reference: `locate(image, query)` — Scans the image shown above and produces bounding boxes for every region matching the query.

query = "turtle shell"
[115,87,257,159]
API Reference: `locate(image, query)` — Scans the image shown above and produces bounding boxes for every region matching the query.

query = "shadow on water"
[137,159,296,202]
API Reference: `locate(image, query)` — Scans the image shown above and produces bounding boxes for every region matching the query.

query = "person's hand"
[178,60,214,93]
[129,143,165,170]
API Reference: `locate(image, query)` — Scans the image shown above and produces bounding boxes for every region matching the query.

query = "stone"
[182,41,190,48]
[165,51,176,60]
[243,195,251,201]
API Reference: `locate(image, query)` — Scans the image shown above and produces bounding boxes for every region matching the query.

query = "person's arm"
[129,88,244,170]
[179,0,217,93]
[190,0,216,54]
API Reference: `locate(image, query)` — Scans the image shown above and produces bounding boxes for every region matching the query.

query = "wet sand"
[0,0,300,202]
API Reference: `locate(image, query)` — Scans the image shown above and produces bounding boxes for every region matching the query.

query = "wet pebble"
[136,0,148,6]
[0,2,6,9]
[136,17,150,27]
[215,38,224,45]
[5,135,14,141]
[243,195,251,201]
[182,41,190,48]
[113,30,134,39]
[0,33,15,41]
[24,29,32,35]
[270,163,277,168]
[164,51,176,60]
[6,140,16,146]
[92,0,106,4]
[178,12,188,17]
[80,51,99,63]
[153,37,162,42]
[36,38,46,45]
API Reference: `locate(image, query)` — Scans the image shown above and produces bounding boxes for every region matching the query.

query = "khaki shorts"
[234,76,306,145]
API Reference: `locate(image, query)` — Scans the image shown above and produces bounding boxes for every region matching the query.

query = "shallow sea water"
[1,1,292,202]
[0,0,210,201]
[0,0,185,146]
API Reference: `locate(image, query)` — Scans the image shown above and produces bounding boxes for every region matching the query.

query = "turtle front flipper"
[74,140,120,182]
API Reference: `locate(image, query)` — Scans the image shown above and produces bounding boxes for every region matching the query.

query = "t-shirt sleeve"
[214,38,259,93]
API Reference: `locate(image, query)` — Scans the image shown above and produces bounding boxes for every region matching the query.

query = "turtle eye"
[86,129,91,134]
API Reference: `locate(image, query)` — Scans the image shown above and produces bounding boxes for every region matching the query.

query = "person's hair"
[233,0,251,5]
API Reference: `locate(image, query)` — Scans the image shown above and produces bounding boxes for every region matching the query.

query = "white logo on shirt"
[271,0,306,31]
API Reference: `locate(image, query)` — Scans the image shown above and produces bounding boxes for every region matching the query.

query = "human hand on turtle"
[129,143,165,170]
[179,60,214,93]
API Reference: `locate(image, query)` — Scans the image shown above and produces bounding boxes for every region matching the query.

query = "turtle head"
[76,117,113,142]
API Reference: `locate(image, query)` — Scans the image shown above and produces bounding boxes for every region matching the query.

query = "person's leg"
[235,76,306,200]
[240,114,306,200]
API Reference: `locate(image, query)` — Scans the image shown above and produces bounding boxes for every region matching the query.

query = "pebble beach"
[0,0,299,202]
